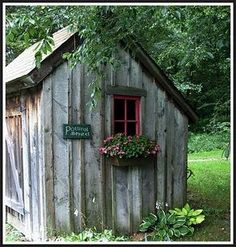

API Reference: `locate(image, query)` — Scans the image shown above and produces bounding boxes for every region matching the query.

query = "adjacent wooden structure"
[5,27,197,240]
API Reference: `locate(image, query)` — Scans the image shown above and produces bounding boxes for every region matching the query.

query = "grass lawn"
[183,149,231,241]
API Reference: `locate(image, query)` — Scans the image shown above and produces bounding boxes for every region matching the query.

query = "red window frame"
[113,95,140,135]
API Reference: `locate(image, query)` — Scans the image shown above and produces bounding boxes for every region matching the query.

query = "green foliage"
[139,213,158,232]
[169,203,205,226]
[56,228,129,242]
[5,5,230,124]
[188,132,229,153]
[99,133,160,159]
[139,203,205,241]
[5,224,26,242]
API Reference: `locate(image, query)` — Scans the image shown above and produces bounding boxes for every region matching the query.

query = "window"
[113,95,140,135]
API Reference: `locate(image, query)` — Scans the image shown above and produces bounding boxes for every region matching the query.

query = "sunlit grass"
[184,150,231,241]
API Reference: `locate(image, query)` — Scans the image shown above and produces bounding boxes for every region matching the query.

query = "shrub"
[139,203,205,241]
[188,132,229,153]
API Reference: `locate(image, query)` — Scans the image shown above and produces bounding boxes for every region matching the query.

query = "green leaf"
[176,215,186,221]
[174,208,182,213]
[195,215,205,224]
[182,208,188,215]
[167,213,176,224]
[173,229,180,238]
[178,225,190,236]
[191,209,203,216]
[189,226,194,234]
[35,51,42,68]
[168,229,174,237]
[7,31,14,42]
[206,51,214,59]
[184,203,191,212]
[188,209,195,216]
[173,222,185,228]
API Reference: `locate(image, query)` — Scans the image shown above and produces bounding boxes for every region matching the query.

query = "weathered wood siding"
[103,47,189,233]
[39,47,189,235]
[6,45,189,239]
[5,87,44,240]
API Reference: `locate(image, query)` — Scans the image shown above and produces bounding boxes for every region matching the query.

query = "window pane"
[127,122,136,136]
[127,100,136,120]
[114,122,125,134]
[114,99,125,120]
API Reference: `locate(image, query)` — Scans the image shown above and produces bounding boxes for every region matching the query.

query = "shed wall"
[40,47,188,235]
[6,47,189,239]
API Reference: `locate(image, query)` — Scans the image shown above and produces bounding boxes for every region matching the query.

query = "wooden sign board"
[63,124,92,139]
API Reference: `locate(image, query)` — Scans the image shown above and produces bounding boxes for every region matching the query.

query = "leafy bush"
[139,203,205,241]
[169,203,205,226]
[57,228,129,242]
[188,132,229,153]
[99,133,160,158]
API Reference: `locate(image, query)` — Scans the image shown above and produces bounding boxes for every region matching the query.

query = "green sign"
[63,124,92,139]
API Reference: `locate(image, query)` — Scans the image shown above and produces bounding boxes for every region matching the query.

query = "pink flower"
[99,147,107,154]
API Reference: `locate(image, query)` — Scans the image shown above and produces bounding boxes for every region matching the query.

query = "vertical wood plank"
[113,166,130,234]
[165,100,175,209]
[36,89,45,240]
[20,95,32,239]
[52,63,70,232]
[183,116,188,205]
[141,72,157,217]
[130,166,142,232]
[142,74,156,138]
[156,87,167,208]
[115,47,130,87]
[71,63,86,232]
[67,65,74,233]
[141,162,156,218]
[104,64,113,229]
[129,56,140,88]
[172,109,188,208]
[83,66,103,230]
[28,94,40,240]
[42,75,55,235]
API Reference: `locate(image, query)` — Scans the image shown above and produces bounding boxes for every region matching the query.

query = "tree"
[5,5,230,132]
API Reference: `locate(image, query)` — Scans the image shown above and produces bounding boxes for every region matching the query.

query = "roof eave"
[6,34,81,94]
[126,40,198,123]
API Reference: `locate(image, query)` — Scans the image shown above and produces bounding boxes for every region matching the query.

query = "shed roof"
[5,26,198,122]
[5,26,74,83]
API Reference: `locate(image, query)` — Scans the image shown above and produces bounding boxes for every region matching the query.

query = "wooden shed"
[4,26,198,241]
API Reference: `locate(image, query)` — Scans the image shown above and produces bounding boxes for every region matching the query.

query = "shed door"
[5,115,25,217]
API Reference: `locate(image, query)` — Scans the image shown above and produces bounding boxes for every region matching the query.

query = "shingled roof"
[5,26,198,122]
[5,26,75,84]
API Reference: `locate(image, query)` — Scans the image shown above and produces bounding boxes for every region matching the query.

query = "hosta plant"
[169,203,205,226]
[139,202,205,241]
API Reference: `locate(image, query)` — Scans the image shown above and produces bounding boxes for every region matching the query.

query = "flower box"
[99,134,160,161]
[108,156,155,167]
